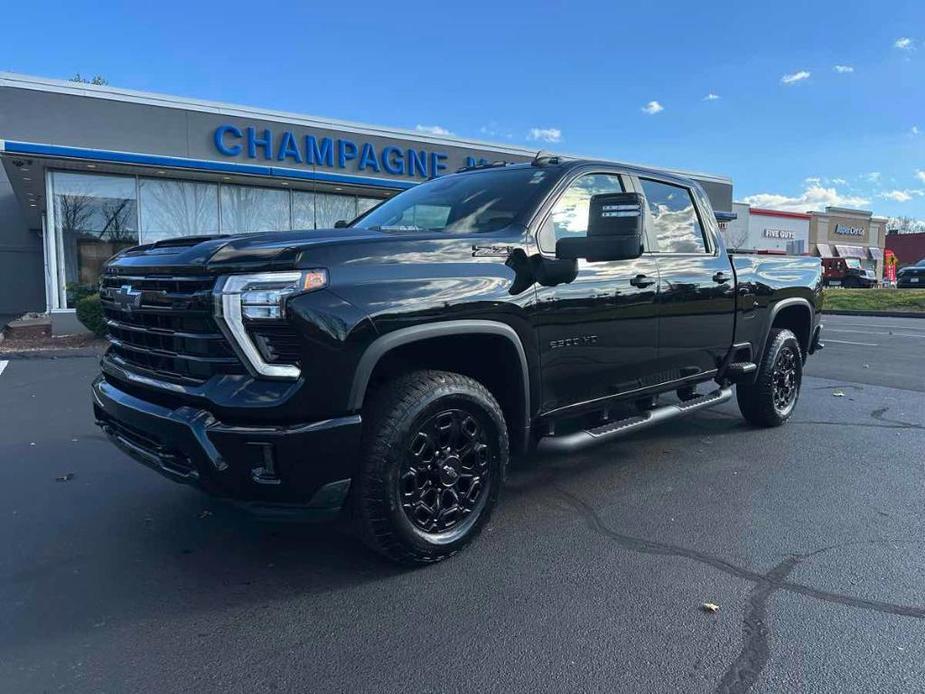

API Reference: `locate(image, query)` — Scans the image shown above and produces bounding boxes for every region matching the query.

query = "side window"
[538,173,624,253]
[639,179,708,253]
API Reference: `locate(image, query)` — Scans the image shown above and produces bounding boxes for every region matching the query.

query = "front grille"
[100,273,245,384]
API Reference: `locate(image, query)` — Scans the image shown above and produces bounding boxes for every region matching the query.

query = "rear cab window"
[639,178,710,253]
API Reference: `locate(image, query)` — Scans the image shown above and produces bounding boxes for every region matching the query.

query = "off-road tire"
[352,370,508,565]
[736,328,803,427]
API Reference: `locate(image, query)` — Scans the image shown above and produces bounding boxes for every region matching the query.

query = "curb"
[0,348,103,360]
[822,310,925,319]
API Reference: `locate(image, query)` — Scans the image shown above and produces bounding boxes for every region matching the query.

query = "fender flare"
[347,320,532,429]
[762,297,814,357]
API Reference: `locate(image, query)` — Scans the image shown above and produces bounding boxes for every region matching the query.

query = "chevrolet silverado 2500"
[92,156,823,564]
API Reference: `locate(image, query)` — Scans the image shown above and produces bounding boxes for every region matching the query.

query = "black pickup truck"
[92,157,823,564]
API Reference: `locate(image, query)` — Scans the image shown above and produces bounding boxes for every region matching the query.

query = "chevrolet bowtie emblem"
[113,285,143,312]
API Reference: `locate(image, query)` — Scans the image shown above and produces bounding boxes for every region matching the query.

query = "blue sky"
[3,1,923,219]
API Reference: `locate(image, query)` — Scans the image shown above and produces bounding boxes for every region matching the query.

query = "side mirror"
[556,192,645,262]
[333,220,349,229]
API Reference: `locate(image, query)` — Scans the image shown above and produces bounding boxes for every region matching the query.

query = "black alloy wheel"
[771,345,799,415]
[353,370,507,565]
[400,408,493,535]
[736,328,803,427]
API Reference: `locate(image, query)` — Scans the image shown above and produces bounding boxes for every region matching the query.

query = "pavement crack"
[551,486,925,692]
[869,406,925,430]
[552,486,763,583]
[715,557,799,694]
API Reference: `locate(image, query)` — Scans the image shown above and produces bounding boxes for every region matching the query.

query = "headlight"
[215,270,327,379]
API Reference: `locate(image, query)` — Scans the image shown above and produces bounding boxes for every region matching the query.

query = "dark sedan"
[897,258,925,288]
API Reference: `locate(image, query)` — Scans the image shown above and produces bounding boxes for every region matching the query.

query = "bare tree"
[70,74,108,86]
[57,193,94,234]
[888,216,925,234]
[99,199,136,241]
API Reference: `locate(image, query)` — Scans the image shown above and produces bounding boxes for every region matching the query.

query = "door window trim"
[634,175,718,257]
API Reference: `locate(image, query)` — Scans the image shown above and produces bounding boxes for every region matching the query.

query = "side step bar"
[536,387,734,454]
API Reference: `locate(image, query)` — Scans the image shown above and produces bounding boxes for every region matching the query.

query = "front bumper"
[92,377,361,519]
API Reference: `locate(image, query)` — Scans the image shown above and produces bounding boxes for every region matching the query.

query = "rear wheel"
[352,370,507,565]
[736,328,803,427]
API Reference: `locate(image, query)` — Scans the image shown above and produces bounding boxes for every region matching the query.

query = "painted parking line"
[0,360,8,377]
[831,322,925,331]
[827,328,925,339]
[824,339,879,347]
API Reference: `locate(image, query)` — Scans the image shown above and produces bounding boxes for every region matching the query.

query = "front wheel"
[352,370,508,565]
[736,328,803,427]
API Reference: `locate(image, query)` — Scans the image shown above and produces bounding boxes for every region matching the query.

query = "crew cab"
[92,156,823,564]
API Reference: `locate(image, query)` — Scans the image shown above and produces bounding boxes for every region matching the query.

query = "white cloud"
[911,125,921,136]
[832,178,848,185]
[527,127,562,143]
[479,122,512,139]
[894,37,914,50]
[880,189,925,202]
[741,184,870,213]
[780,70,811,85]
[703,93,720,101]
[915,170,925,183]
[641,100,664,114]
[415,124,453,136]
[862,171,881,183]
[804,176,822,185]
[833,65,854,73]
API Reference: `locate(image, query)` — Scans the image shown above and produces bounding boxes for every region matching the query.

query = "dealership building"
[0,72,736,330]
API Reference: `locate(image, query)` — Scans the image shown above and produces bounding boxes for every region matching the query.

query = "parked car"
[822,257,877,288]
[896,258,925,288]
[91,156,823,564]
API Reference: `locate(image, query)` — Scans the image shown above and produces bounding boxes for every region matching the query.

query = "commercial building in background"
[0,72,734,330]
[808,207,888,281]
[719,203,809,254]
[720,203,887,282]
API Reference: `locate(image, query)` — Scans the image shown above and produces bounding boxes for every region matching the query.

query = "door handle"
[630,274,655,288]
[713,272,730,284]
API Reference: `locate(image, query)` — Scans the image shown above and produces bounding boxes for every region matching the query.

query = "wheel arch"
[765,298,814,359]
[348,321,532,451]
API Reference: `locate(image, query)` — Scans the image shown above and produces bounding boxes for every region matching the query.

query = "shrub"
[76,294,107,337]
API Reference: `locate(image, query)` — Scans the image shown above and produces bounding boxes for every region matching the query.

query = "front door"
[637,177,736,380]
[532,171,661,413]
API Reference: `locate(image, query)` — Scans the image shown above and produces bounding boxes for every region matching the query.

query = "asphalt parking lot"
[1,313,923,693]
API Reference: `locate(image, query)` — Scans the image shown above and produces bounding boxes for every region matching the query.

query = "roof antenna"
[532,150,560,167]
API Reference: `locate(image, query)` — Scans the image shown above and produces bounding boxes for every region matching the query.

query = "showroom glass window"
[220,184,290,233]
[139,178,219,243]
[292,192,383,229]
[51,171,138,307]
[639,179,708,253]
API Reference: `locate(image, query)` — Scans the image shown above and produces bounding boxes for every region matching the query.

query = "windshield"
[353,166,557,233]
[845,258,862,269]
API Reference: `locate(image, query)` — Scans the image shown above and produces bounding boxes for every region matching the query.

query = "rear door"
[532,170,661,413]
[636,177,736,380]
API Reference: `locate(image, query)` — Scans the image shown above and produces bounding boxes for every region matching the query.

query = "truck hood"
[105,228,390,275]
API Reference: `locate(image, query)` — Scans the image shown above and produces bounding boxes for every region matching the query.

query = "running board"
[536,387,734,454]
